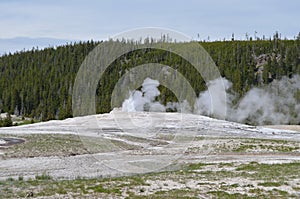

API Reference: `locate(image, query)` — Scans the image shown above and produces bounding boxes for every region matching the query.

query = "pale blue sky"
[0,0,299,53]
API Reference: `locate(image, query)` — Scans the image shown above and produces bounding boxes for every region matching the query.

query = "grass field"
[0,161,299,198]
[0,133,300,198]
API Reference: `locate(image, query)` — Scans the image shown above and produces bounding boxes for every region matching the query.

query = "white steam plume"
[232,75,300,125]
[194,77,232,119]
[121,75,300,125]
[122,78,166,112]
[195,75,300,125]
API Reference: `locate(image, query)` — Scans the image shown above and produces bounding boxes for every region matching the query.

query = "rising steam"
[122,78,166,112]
[194,77,233,119]
[232,75,300,125]
[121,76,300,125]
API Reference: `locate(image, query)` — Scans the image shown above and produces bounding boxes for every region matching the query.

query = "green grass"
[230,183,240,188]
[14,119,36,126]
[258,182,282,187]
[1,134,299,198]
[234,161,300,188]
[207,191,254,199]
[130,189,199,199]
[236,162,300,178]
[233,144,300,153]
[1,161,299,198]
[185,137,300,155]
[87,184,121,194]
[35,173,52,181]
[117,135,168,146]
[1,133,141,158]
[267,188,289,197]
[232,138,300,153]
[185,162,211,170]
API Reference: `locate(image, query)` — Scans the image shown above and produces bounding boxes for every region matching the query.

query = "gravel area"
[0,110,299,180]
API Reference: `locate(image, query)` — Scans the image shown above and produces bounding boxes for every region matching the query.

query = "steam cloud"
[122,76,300,125]
[194,77,232,119]
[232,75,300,125]
[122,78,166,112]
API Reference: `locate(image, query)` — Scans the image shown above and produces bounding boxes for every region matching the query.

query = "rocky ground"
[0,110,299,198]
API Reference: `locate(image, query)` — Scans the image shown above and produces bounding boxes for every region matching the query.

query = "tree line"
[0,33,299,124]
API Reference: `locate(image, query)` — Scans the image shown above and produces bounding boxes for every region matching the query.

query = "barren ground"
[264,125,300,132]
[0,110,299,198]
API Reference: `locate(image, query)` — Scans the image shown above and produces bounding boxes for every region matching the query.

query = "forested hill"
[0,34,300,122]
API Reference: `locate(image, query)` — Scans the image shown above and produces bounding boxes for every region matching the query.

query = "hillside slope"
[0,34,299,124]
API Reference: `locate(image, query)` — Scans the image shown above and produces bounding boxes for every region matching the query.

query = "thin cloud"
[0,0,299,41]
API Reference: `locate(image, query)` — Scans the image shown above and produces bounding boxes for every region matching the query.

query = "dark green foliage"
[95,48,207,113]
[0,33,299,121]
[200,38,300,95]
[0,41,97,121]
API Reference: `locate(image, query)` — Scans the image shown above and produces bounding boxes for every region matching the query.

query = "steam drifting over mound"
[122,78,166,112]
[194,77,232,119]
[232,75,300,125]
[121,75,300,125]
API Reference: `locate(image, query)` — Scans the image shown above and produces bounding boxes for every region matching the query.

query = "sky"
[0,0,299,53]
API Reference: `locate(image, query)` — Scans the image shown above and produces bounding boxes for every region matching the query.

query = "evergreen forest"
[0,33,300,125]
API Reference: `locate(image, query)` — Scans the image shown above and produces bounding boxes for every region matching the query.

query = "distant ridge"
[0,37,73,55]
